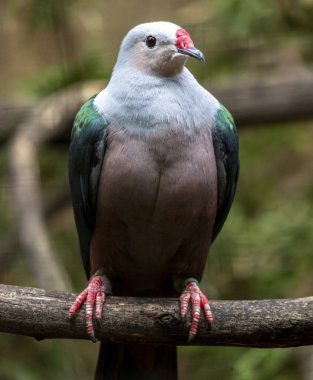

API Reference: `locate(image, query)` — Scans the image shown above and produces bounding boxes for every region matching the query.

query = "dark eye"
[145,35,156,48]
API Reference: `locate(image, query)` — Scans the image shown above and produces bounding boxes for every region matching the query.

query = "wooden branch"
[0,101,32,143]
[210,74,313,126]
[1,284,312,347]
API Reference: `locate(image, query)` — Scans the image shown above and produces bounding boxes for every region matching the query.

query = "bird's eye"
[145,35,156,48]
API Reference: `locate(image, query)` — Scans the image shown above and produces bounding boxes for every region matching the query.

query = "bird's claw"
[69,275,106,342]
[179,281,213,341]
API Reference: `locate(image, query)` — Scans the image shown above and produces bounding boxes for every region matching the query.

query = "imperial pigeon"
[68,21,239,379]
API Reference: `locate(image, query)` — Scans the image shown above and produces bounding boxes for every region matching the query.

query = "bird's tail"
[95,342,177,380]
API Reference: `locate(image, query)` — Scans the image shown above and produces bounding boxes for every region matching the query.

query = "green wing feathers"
[212,104,239,242]
[69,95,109,278]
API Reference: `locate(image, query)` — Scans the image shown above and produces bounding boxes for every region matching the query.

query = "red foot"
[69,275,106,342]
[179,281,213,342]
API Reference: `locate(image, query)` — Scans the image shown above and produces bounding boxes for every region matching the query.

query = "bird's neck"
[94,66,219,133]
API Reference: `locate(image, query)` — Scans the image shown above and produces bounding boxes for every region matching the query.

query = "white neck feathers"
[94,66,219,132]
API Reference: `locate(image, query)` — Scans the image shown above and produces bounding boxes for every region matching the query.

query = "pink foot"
[69,275,107,342]
[179,280,213,342]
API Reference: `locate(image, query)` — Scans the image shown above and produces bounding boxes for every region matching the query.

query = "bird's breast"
[91,123,217,290]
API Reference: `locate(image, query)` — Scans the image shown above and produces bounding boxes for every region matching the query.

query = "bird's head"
[116,21,205,76]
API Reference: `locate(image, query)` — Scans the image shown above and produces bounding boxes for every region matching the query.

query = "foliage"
[210,0,313,39]
[211,0,278,39]
[25,55,107,96]
[8,0,73,30]
[198,0,313,79]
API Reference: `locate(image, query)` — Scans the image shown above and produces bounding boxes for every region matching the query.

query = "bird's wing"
[212,104,239,242]
[68,95,109,278]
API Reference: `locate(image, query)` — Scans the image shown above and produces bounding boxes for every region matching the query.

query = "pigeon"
[68,21,239,379]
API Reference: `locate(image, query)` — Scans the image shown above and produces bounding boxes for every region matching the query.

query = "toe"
[180,290,191,318]
[200,292,213,322]
[95,287,105,319]
[189,289,201,338]
[69,288,88,318]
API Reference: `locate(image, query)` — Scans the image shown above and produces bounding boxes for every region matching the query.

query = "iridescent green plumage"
[212,103,239,241]
[69,95,109,277]
[72,96,107,137]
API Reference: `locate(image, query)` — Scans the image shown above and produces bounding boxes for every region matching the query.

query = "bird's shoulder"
[214,104,235,134]
[71,94,109,140]
[212,103,238,153]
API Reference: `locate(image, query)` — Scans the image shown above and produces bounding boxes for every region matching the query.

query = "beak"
[177,46,205,62]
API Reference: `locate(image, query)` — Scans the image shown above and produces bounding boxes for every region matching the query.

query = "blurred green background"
[0,0,313,379]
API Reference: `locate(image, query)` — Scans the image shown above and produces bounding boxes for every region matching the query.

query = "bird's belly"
[91,126,217,292]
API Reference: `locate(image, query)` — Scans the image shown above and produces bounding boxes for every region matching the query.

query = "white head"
[115,21,205,77]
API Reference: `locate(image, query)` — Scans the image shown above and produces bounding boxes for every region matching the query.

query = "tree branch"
[7,81,102,291]
[211,74,313,126]
[1,284,312,347]
[0,187,71,273]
